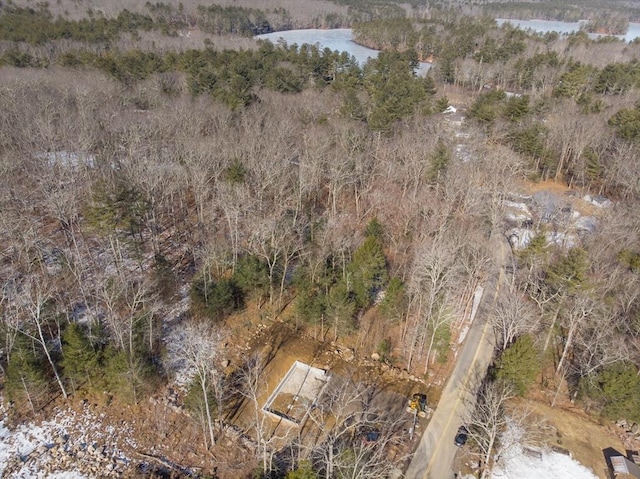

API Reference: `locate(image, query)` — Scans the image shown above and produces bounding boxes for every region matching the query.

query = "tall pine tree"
[61,322,101,392]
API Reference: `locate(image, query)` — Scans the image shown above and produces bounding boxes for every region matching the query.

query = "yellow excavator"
[407,393,429,440]
[406,393,428,418]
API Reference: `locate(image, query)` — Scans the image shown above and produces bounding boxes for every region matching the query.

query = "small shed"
[611,455,640,478]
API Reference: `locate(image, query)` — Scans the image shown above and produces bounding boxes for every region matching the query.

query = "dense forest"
[3,0,640,477]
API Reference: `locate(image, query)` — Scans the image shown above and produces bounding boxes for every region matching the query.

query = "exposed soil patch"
[518,178,603,217]
[516,398,624,479]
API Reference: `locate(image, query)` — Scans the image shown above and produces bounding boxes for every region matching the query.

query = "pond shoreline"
[255,28,431,75]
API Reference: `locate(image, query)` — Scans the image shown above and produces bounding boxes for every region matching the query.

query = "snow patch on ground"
[45,474,88,479]
[0,402,135,478]
[161,284,193,391]
[0,416,87,478]
[492,421,598,479]
[492,444,598,479]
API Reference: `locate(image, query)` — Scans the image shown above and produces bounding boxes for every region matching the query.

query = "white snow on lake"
[256,28,431,75]
[496,18,640,42]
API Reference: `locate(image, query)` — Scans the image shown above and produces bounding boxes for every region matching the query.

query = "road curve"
[404,241,505,479]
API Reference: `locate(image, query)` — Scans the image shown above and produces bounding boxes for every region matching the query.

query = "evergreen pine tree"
[103,349,154,404]
[348,236,388,309]
[61,322,101,392]
[495,334,540,396]
[580,361,640,423]
[326,281,356,340]
[286,461,318,479]
[5,338,51,413]
[380,277,406,323]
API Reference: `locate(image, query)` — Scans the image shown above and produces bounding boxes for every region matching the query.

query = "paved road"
[404,241,505,479]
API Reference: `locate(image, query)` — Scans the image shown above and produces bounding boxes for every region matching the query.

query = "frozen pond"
[256,28,431,75]
[497,18,640,42]
[255,20,640,78]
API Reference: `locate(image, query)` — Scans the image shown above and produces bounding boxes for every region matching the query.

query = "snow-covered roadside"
[491,421,598,479]
[491,443,599,479]
[0,403,135,478]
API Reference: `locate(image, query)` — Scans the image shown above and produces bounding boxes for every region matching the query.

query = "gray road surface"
[404,242,505,479]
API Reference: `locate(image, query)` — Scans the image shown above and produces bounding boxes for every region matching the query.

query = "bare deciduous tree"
[166,320,224,449]
[248,213,306,306]
[237,354,295,476]
[13,277,68,399]
[404,228,461,374]
[307,374,409,479]
[95,272,154,357]
[489,292,538,352]
[463,380,526,479]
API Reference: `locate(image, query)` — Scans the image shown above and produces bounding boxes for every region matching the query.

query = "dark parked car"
[454,426,468,447]
[363,431,381,443]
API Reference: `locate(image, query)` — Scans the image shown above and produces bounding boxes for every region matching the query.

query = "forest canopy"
[3,0,640,477]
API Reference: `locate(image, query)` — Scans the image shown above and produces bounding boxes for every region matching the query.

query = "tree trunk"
[556,321,578,376]
[201,376,216,448]
[424,324,439,376]
[21,375,35,414]
[38,329,68,399]
[481,431,496,479]
[328,442,334,478]
[543,305,561,353]
[30,307,68,400]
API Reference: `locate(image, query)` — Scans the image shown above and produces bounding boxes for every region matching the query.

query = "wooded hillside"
[2,1,640,477]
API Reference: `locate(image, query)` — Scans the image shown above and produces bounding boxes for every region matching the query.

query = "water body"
[256,21,640,75]
[496,18,640,42]
[255,28,431,75]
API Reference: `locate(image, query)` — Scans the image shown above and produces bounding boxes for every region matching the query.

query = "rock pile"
[3,434,130,478]
[616,419,640,446]
[219,422,254,451]
[148,387,182,413]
